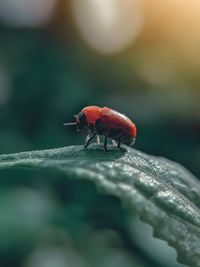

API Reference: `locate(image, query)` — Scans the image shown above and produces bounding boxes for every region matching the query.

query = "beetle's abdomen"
[95,119,135,146]
[100,107,136,138]
[108,128,134,145]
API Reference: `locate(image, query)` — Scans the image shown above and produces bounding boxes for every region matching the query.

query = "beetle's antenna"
[63,122,77,127]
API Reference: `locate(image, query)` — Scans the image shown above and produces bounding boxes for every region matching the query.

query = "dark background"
[0,1,199,266]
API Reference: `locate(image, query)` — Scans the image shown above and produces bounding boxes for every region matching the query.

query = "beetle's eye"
[76,112,87,129]
[78,112,85,123]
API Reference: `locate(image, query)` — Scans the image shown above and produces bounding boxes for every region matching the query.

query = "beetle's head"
[63,106,101,131]
[63,112,88,131]
[74,112,88,131]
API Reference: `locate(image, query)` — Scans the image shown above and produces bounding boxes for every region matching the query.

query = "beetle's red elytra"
[64,106,137,152]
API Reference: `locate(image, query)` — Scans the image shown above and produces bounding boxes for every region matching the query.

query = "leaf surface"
[0,145,200,266]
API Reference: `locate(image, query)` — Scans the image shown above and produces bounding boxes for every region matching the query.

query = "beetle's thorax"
[82,106,101,124]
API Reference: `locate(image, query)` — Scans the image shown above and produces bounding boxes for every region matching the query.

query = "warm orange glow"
[142,0,200,67]
[71,0,200,71]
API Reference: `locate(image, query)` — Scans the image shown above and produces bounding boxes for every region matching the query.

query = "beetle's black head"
[63,112,88,131]
[74,112,88,131]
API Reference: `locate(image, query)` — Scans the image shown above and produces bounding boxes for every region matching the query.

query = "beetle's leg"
[84,132,96,148]
[103,135,108,152]
[117,138,127,152]
[96,135,100,145]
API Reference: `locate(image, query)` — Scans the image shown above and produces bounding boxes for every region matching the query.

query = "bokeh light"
[71,0,144,54]
[0,0,57,27]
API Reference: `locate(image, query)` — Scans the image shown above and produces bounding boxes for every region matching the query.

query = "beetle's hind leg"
[84,132,96,148]
[117,134,127,152]
[117,140,126,152]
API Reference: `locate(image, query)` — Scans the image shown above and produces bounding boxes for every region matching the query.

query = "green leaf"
[0,145,200,267]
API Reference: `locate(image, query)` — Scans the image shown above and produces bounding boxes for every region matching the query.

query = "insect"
[63,106,136,152]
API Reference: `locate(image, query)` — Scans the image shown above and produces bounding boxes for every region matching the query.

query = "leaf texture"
[0,145,200,266]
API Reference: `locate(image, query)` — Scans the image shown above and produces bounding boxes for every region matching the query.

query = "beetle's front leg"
[84,129,96,149]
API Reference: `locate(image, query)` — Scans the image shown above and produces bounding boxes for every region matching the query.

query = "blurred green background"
[0,0,199,266]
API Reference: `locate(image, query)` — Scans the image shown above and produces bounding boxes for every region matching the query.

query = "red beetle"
[64,106,136,151]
